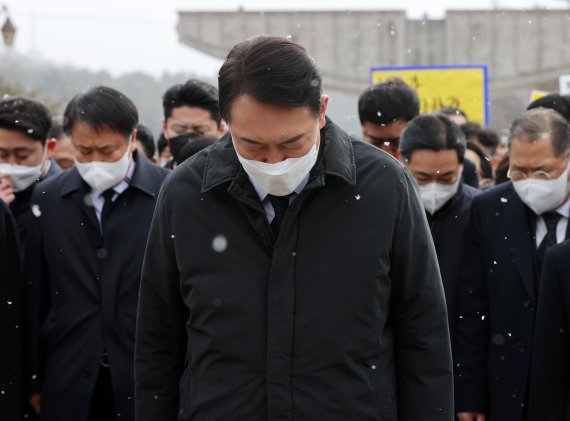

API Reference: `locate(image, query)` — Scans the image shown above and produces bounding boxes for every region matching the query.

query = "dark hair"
[162,79,222,125]
[358,78,419,126]
[177,134,217,163]
[218,35,322,123]
[466,142,493,179]
[474,128,500,152]
[509,108,570,158]
[494,152,510,185]
[527,93,570,122]
[440,107,468,120]
[157,134,168,155]
[48,119,65,141]
[0,96,52,145]
[136,124,155,159]
[400,113,466,163]
[63,86,138,137]
[460,122,482,140]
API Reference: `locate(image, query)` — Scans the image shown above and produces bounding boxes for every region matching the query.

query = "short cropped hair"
[136,124,156,159]
[509,108,570,158]
[526,93,570,122]
[400,113,466,164]
[218,35,323,123]
[63,86,138,137]
[440,107,468,120]
[358,78,420,126]
[162,79,222,125]
[0,96,52,145]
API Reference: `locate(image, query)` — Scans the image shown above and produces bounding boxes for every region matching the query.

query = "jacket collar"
[201,117,357,194]
[60,150,157,197]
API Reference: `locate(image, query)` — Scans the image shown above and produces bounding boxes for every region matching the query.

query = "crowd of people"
[1,34,570,420]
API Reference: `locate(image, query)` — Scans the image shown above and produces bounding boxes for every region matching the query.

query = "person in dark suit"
[399,113,478,352]
[0,199,22,419]
[24,86,168,421]
[0,97,62,252]
[455,108,570,421]
[528,240,570,420]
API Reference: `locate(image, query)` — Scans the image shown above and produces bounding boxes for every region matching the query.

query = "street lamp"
[1,5,15,47]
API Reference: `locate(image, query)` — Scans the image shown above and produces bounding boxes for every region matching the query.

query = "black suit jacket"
[0,200,22,420]
[454,181,570,421]
[427,182,479,351]
[24,152,167,421]
[10,159,62,254]
[528,240,570,420]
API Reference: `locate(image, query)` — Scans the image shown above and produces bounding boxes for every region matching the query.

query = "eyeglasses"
[507,156,569,181]
[371,137,399,153]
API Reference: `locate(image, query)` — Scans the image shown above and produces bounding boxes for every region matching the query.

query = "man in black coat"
[455,108,570,421]
[528,240,570,420]
[135,36,453,421]
[0,96,62,252]
[24,86,168,421]
[0,200,22,419]
[399,113,478,350]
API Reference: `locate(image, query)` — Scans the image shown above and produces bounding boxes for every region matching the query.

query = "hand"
[457,412,485,421]
[0,174,14,205]
[29,393,41,415]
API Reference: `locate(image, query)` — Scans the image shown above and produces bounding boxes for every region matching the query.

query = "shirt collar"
[97,159,136,197]
[555,194,570,218]
[250,172,310,202]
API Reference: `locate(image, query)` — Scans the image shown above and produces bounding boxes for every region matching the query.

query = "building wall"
[178,9,570,131]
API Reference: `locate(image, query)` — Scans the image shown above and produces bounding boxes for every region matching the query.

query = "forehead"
[408,149,459,171]
[362,120,407,138]
[510,137,558,166]
[168,106,215,125]
[70,122,129,146]
[229,95,317,143]
[0,128,41,149]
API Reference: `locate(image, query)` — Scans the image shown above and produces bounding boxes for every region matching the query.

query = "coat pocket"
[365,360,397,421]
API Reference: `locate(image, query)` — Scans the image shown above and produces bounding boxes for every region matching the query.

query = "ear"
[162,118,168,138]
[319,95,329,129]
[46,138,57,157]
[130,130,138,153]
[218,121,228,138]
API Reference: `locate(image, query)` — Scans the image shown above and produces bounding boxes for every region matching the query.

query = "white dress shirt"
[535,196,570,247]
[90,161,136,227]
[249,174,310,223]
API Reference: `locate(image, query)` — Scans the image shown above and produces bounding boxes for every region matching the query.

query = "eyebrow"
[365,134,398,143]
[240,133,305,146]
[415,170,456,177]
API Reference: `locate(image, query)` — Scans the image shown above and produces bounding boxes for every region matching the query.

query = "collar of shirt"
[90,160,136,224]
[249,173,310,222]
[535,194,570,246]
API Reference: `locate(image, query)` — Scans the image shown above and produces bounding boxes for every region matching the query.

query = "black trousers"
[89,366,116,421]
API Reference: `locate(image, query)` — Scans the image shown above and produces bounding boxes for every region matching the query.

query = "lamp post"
[1,5,15,47]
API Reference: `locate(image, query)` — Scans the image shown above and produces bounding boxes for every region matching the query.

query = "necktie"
[537,211,562,270]
[100,189,115,230]
[268,194,291,237]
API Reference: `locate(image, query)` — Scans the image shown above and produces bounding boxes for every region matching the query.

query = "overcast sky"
[2,0,567,78]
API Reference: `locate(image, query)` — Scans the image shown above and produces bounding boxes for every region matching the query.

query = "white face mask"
[0,146,48,192]
[513,162,570,215]
[234,142,319,196]
[418,179,460,215]
[76,139,132,193]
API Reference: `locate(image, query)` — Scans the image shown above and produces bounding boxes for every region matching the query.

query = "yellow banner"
[370,66,489,126]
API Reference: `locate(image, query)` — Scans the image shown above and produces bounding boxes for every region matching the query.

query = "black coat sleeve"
[454,196,489,414]
[390,167,454,420]
[528,243,570,420]
[23,191,51,396]
[0,201,22,419]
[135,183,189,421]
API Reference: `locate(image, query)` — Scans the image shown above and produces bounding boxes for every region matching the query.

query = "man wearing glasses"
[455,108,570,421]
[357,77,418,161]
